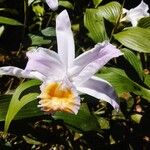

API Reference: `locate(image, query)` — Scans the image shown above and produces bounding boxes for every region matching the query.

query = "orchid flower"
[121,0,149,26]
[0,10,122,114]
[45,0,58,10]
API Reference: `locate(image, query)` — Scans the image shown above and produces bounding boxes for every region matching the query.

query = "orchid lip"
[38,81,80,114]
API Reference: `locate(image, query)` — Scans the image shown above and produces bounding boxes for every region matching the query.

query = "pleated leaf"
[97,1,121,24]
[122,48,144,80]
[84,9,108,43]
[97,67,150,101]
[138,17,150,29]
[114,27,150,53]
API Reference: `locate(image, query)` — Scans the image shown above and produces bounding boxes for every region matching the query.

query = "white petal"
[77,76,119,110]
[0,66,45,80]
[25,47,65,81]
[46,0,58,10]
[69,41,122,85]
[121,1,149,26]
[56,10,75,68]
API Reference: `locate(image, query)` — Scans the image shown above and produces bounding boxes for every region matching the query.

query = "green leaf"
[0,95,12,121]
[84,9,108,43]
[138,17,150,29]
[97,67,150,101]
[131,114,142,124]
[53,103,101,132]
[59,0,74,9]
[23,135,42,145]
[4,80,41,133]
[114,27,150,53]
[0,17,23,26]
[122,48,144,80]
[92,0,103,8]
[0,95,43,122]
[144,74,150,88]
[29,34,51,46]
[96,117,110,129]
[32,4,45,17]
[0,26,4,37]
[97,1,121,24]
[41,27,56,37]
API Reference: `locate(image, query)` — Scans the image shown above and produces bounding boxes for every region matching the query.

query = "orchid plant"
[0,0,150,148]
[0,10,122,114]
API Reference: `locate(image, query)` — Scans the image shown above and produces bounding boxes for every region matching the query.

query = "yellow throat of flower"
[38,82,79,114]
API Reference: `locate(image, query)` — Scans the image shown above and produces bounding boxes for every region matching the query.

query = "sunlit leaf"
[4,80,41,133]
[23,135,42,145]
[97,1,121,24]
[29,34,51,46]
[131,114,142,124]
[53,103,101,132]
[32,4,45,17]
[0,95,43,122]
[0,17,23,26]
[97,67,150,101]
[96,117,110,129]
[28,0,35,6]
[122,48,144,80]
[41,27,56,37]
[114,27,150,53]
[92,0,103,8]
[0,26,4,37]
[84,9,108,43]
[59,0,74,9]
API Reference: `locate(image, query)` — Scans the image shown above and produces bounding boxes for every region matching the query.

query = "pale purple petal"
[0,66,45,80]
[56,10,75,68]
[25,47,65,81]
[76,76,119,110]
[46,0,58,10]
[69,41,122,85]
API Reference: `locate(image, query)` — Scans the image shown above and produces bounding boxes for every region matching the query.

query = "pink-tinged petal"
[77,76,119,110]
[69,42,122,85]
[56,10,75,68]
[0,66,45,80]
[38,78,80,114]
[25,47,65,80]
[46,0,58,10]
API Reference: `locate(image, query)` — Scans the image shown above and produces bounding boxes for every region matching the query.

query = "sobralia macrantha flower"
[0,10,122,114]
[121,0,149,26]
[45,0,58,10]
